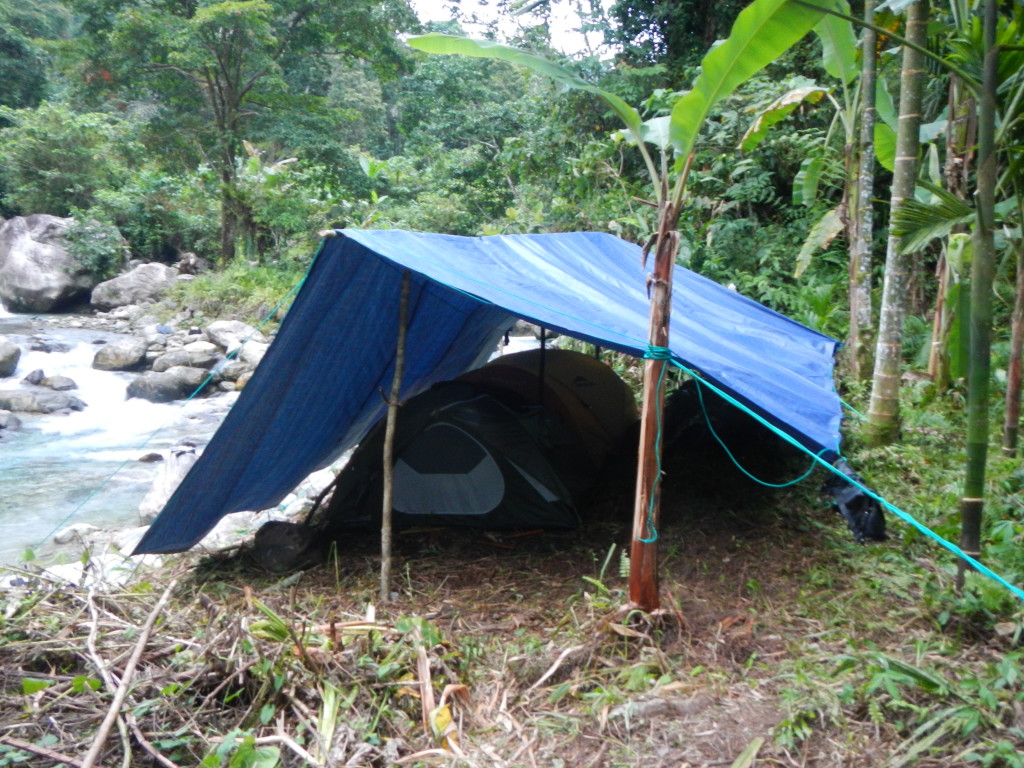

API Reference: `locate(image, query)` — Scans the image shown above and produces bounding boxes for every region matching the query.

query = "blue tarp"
[134,230,841,554]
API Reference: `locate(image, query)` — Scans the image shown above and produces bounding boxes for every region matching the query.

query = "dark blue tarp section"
[134,230,841,554]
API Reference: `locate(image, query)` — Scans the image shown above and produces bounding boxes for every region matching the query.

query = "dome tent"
[317,348,637,537]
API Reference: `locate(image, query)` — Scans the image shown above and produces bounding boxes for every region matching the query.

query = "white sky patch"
[409,0,614,58]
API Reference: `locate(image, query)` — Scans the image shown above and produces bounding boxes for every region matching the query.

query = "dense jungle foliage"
[2,0,1024,765]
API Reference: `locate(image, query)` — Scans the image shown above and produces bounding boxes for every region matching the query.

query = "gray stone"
[93,336,149,371]
[238,341,268,367]
[126,366,210,403]
[41,375,77,391]
[183,340,220,369]
[151,348,191,372]
[138,445,198,523]
[205,320,267,353]
[0,409,21,430]
[53,523,101,545]
[0,336,20,378]
[0,389,87,413]
[20,369,45,385]
[0,215,97,312]
[216,360,253,382]
[91,263,178,311]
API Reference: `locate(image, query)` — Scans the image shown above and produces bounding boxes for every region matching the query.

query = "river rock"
[53,523,101,545]
[0,215,97,312]
[91,263,178,311]
[237,341,268,367]
[126,365,210,402]
[41,375,77,391]
[0,389,87,413]
[205,320,267,353]
[0,336,20,377]
[21,369,45,385]
[93,336,149,371]
[183,340,220,369]
[151,348,191,372]
[216,360,253,382]
[0,409,21,430]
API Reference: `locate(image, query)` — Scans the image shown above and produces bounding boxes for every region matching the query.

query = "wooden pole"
[629,200,679,611]
[380,271,411,603]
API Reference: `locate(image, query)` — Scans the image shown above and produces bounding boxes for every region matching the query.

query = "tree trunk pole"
[1002,242,1024,456]
[629,200,679,612]
[958,0,997,588]
[381,271,412,604]
[849,0,877,383]
[865,0,928,446]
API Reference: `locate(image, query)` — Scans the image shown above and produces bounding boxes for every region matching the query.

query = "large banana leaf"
[740,85,828,151]
[669,0,833,164]
[814,0,858,85]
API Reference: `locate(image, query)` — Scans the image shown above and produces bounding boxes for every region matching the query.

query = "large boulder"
[126,365,211,403]
[91,263,178,311]
[0,215,96,312]
[0,336,20,378]
[205,320,267,353]
[93,336,149,371]
[0,389,87,413]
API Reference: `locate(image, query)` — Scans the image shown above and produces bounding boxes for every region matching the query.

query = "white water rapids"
[0,311,235,565]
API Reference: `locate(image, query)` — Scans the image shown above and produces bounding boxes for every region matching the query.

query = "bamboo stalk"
[380,271,412,604]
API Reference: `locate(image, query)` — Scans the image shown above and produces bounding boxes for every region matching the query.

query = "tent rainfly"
[133,229,842,555]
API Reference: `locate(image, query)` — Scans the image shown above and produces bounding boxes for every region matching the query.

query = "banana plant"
[410,0,835,611]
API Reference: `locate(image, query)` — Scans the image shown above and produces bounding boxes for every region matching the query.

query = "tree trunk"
[958,0,998,587]
[848,0,877,383]
[1003,243,1024,456]
[629,197,679,612]
[865,0,928,446]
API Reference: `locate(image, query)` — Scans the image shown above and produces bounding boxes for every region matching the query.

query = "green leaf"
[669,0,834,161]
[892,182,974,253]
[793,156,825,206]
[795,206,844,277]
[407,34,643,138]
[874,122,896,172]
[814,0,858,85]
[22,678,53,695]
[741,86,828,151]
[71,676,102,693]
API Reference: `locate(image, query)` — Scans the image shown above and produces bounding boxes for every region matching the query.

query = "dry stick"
[85,589,132,767]
[81,580,178,768]
[0,735,100,768]
[380,270,411,604]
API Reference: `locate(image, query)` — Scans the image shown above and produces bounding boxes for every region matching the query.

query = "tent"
[133,229,842,555]
[318,348,637,535]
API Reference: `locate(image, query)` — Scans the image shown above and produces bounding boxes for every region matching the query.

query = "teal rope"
[32,245,321,555]
[692,376,823,488]
[841,398,867,421]
[667,357,1024,604]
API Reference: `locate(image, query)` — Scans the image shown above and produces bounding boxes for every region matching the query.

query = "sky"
[408,0,612,57]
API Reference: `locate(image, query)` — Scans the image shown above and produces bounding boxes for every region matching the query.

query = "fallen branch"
[81,580,179,768]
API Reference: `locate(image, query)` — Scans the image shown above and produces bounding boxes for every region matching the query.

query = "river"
[0,308,236,566]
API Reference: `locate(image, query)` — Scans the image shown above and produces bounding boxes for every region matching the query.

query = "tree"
[865,0,928,446]
[0,0,72,111]
[65,0,417,262]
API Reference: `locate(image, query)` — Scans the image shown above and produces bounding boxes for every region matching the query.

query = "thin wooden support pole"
[380,271,411,604]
